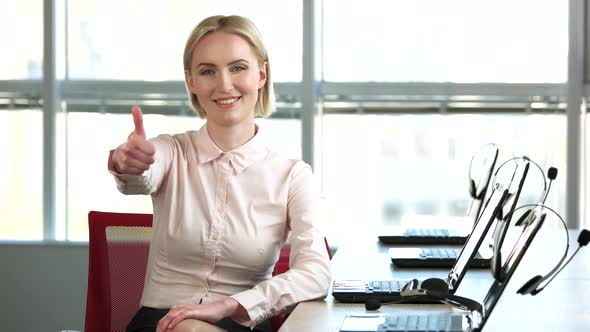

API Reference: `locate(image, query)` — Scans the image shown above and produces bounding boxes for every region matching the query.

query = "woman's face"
[186,31,267,127]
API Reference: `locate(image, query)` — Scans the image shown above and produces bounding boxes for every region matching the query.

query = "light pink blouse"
[108,124,331,326]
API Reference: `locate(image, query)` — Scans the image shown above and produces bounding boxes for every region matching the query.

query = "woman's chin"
[210,114,250,127]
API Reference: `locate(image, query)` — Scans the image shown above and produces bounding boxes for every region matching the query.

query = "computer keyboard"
[379,314,464,332]
[419,248,460,259]
[403,229,451,238]
[368,280,406,293]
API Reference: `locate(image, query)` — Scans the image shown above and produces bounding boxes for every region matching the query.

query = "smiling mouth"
[215,97,240,105]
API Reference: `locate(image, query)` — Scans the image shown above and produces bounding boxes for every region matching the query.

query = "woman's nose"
[216,72,233,91]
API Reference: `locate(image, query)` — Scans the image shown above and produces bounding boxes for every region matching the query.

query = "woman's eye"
[230,65,246,72]
[200,69,214,75]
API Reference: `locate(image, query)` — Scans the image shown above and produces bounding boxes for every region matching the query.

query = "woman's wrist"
[223,297,249,321]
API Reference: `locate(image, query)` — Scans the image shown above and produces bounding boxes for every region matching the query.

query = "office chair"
[85,210,331,332]
[85,211,153,332]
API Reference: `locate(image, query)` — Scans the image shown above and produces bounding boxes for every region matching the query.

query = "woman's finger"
[126,137,155,161]
[121,155,152,171]
[167,314,185,330]
[156,315,171,332]
[157,305,183,332]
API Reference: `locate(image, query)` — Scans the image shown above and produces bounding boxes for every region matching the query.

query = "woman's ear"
[258,62,268,89]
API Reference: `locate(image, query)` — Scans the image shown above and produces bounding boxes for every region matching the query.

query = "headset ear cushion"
[443,294,483,312]
[421,278,449,294]
[364,299,381,311]
[517,275,543,295]
[469,180,477,198]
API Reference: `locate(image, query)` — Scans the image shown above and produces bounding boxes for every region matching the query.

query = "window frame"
[0,0,587,242]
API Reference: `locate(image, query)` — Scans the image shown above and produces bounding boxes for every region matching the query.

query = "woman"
[108,15,331,332]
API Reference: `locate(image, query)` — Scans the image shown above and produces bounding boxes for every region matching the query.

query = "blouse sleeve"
[230,161,332,326]
[107,134,176,195]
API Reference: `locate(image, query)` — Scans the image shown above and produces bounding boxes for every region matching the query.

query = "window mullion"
[43,0,59,241]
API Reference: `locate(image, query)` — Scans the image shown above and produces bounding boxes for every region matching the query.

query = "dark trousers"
[126,306,271,332]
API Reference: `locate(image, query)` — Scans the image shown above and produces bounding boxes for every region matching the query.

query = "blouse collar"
[193,123,270,174]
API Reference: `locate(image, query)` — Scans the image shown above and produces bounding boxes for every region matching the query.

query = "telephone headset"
[364,208,590,310]
[490,160,588,295]
[489,157,557,278]
[489,157,553,277]
[365,159,589,311]
[507,204,590,296]
[364,278,482,312]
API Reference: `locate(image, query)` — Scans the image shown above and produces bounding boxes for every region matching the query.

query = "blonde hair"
[183,15,275,118]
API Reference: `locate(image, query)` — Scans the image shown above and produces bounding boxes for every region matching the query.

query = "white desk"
[279,230,590,332]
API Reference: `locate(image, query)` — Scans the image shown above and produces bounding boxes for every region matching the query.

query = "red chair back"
[85,211,153,332]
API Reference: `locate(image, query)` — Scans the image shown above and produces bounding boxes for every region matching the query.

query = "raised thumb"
[131,105,146,138]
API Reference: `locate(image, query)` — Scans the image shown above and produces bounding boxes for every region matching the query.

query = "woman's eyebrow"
[228,59,249,65]
[196,62,216,68]
[196,59,249,68]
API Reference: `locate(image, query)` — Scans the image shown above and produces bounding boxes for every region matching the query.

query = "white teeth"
[217,97,238,105]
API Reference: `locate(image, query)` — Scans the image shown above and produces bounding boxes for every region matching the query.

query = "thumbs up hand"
[112,106,156,175]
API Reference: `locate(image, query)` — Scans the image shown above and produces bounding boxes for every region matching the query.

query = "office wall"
[0,244,88,332]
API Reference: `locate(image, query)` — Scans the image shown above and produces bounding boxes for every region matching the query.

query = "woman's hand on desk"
[156,297,248,332]
[111,106,156,175]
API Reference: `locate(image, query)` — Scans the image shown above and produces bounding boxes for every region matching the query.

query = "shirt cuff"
[107,149,120,174]
[230,290,273,327]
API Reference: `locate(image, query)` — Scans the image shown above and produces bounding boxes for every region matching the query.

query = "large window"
[322,113,566,244]
[323,0,567,83]
[319,0,572,245]
[67,0,302,82]
[0,0,586,243]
